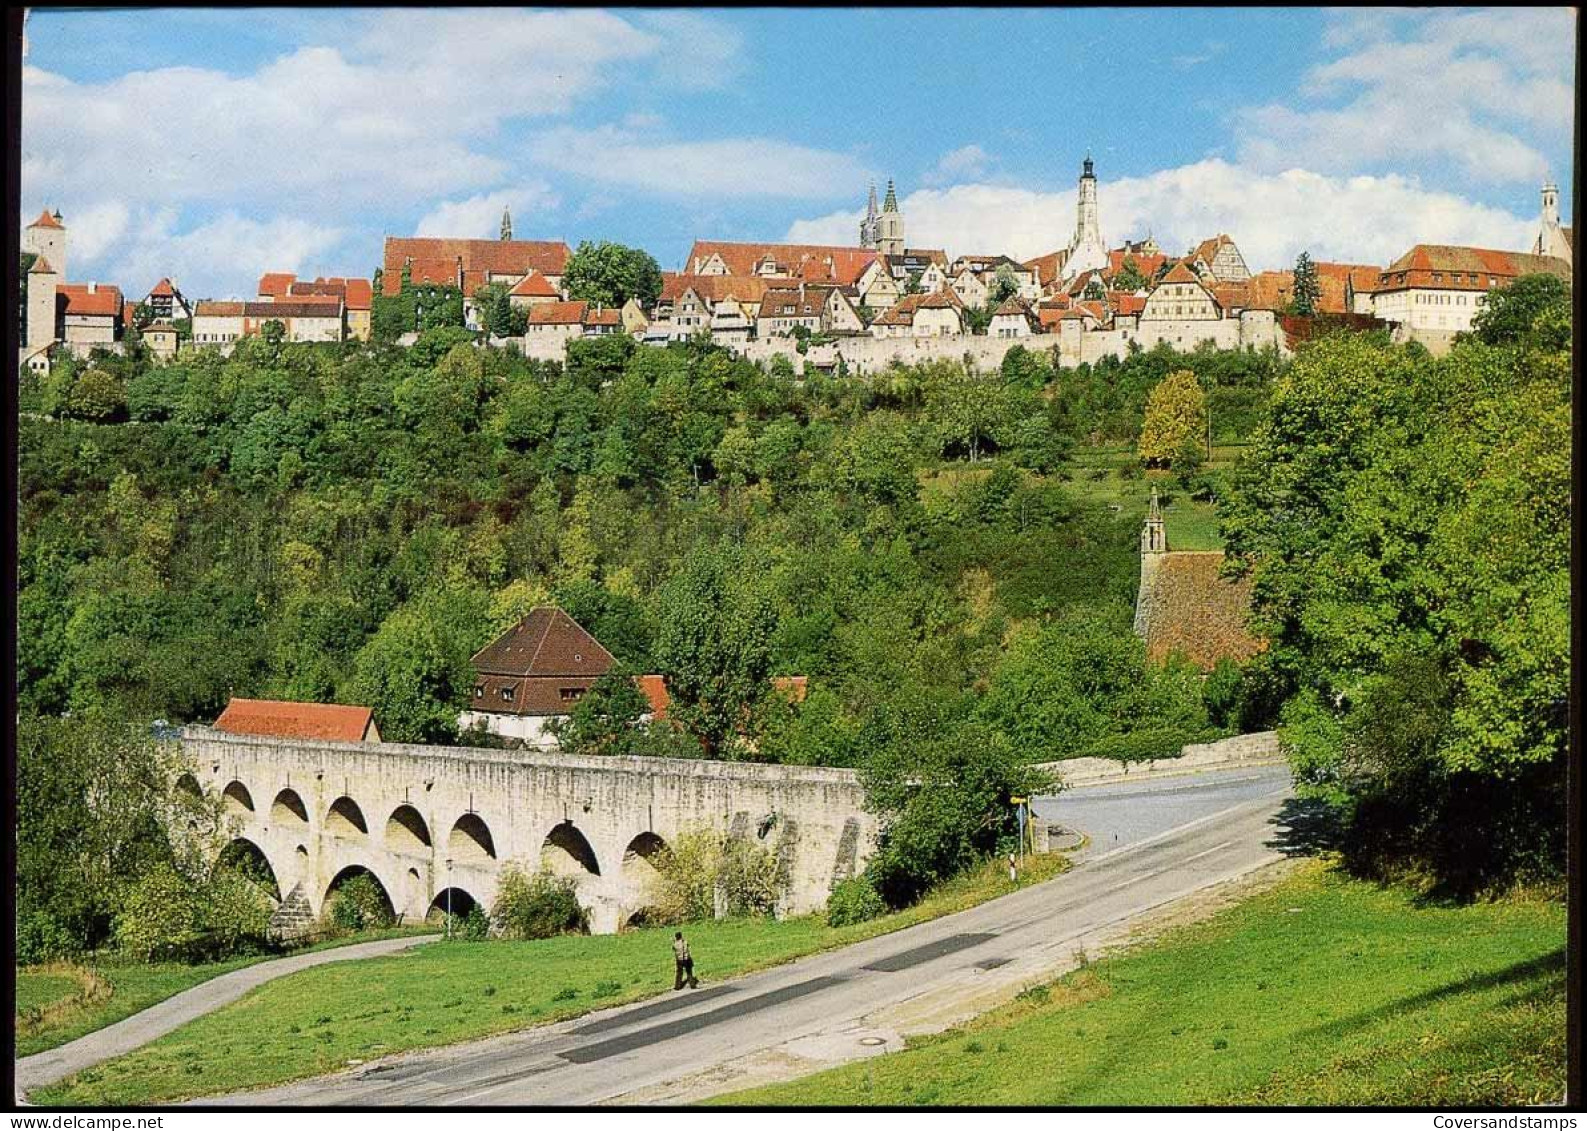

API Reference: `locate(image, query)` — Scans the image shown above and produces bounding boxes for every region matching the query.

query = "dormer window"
[501,686,515,702]
[474,685,484,698]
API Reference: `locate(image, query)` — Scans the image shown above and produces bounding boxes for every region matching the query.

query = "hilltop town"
[19,158,1573,379]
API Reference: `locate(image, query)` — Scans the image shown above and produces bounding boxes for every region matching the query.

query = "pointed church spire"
[882,178,899,213]
[500,205,513,241]
[1141,486,1167,554]
[860,182,881,248]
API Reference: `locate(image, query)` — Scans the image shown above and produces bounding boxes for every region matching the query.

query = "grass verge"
[714,861,1565,1107]
[32,854,1067,1106]
[14,926,435,1059]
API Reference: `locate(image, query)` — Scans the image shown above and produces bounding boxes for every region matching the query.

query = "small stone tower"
[877,179,904,258]
[25,207,67,281]
[1062,156,1108,281]
[500,205,513,241]
[26,255,60,350]
[859,183,880,249]
[1133,487,1168,639]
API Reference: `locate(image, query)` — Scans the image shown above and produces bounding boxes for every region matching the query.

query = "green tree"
[547,668,653,756]
[1290,251,1321,316]
[652,542,778,758]
[989,264,1020,303]
[1113,256,1148,293]
[1468,273,1571,346]
[562,240,663,308]
[1137,369,1206,466]
[349,588,491,744]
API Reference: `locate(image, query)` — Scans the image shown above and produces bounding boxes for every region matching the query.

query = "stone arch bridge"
[181,728,876,935]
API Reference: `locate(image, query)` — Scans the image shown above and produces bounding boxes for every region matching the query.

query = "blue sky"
[21,7,1576,298]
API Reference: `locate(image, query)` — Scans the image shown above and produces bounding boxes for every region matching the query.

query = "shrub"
[326,873,394,932]
[490,863,588,940]
[461,905,490,940]
[113,863,272,962]
[825,876,886,927]
[647,828,785,923]
[16,911,81,966]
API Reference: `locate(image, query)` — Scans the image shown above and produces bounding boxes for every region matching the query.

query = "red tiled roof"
[57,283,124,318]
[1108,292,1146,316]
[1107,247,1168,281]
[687,241,876,286]
[194,300,342,319]
[342,278,373,310]
[472,608,615,678]
[214,697,376,743]
[382,237,572,297]
[149,277,176,297]
[1377,245,1571,291]
[664,274,774,305]
[526,300,588,325]
[257,272,295,299]
[1157,262,1202,286]
[510,271,558,298]
[1140,552,1264,670]
[992,296,1035,318]
[122,301,137,325]
[918,288,966,310]
[1189,234,1236,264]
[584,306,621,326]
[1022,250,1069,287]
[28,208,63,230]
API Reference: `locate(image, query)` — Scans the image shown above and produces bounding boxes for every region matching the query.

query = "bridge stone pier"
[181,728,877,935]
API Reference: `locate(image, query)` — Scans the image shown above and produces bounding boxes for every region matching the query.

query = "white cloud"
[923,145,992,186]
[1236,8,1575,183]
[787,160,1540,271]
[105,209,348,300]
[59,200,130,266]
[526,125,872,199]
[415,184,562,239]
[634,11,746,91]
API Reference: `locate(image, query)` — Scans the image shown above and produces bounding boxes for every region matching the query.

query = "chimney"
[88,281,97,294]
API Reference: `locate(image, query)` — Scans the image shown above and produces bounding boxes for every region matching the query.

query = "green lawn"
[32,854,1066,1106]
[14,926,435,1060]
[717,862,1566,1107]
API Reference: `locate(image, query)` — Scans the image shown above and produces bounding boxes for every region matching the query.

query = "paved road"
[204,764,1297,1106]
[15,934,437,1099]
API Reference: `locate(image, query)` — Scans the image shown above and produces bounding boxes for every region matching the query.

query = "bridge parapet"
[181,727,875,934]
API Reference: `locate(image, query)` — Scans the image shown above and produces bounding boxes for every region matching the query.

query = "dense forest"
[15,275,1571,956]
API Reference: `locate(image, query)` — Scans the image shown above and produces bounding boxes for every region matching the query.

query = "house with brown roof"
[459,608,617,746]
[524,300,592,347]
[507,271,561,310]
[142,321,181,361]
[870,289,968,339]
[381,238,572,327]
[1368,243,1572,350]
[144,277,193,323]
[1141,263,1222,322]
[1023,249,1071,292]
[214,698,381,743]
[1185,234,1251,284]
[988,296,1041,338]
[755,283,863,339]
[56,282,125,348]
[192,300,345,347]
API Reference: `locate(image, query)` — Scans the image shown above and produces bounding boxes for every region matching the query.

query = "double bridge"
[181,728,876,934]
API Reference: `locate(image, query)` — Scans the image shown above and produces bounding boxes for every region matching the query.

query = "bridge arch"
[222,781,255,816]
[428,886,481,923]
[271,788,309,826]
[447,813,496,863]
[216,837,281,902]
[324,865,395,924]
[543,820,601,877]
[386,805,432,852]
[622,832,669,882]
[326,796,369,839]
[175,772,202,799]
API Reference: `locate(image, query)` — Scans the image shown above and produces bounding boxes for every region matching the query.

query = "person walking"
[673,931,698,990]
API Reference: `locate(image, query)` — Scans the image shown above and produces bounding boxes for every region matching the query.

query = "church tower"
[859,183,880,249]
[500,205,513,242]
[1062,156,1108,281]
[1532,181,1571,265]
[877,179,904,258]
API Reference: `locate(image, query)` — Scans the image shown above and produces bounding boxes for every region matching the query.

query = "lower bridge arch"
[324,865,396,926]
[428,886,481,923]
[215,836,281,902]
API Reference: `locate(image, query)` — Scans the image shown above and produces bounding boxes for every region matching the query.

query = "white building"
[1532,182,1573,267]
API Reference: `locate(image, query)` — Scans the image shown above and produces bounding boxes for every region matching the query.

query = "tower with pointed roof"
[26,254,60,350]
[25,206,67,281]
[1062,156,1108,282]
[859,183,880,249]
[1133,486,1169,640]
[1141,485,1167,554]
[500,205,513,242]
[876,179,905,258]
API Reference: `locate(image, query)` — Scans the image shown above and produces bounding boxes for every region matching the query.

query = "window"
[501,686,515,702]
[474,685,484,698]
[559,687,584,703]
